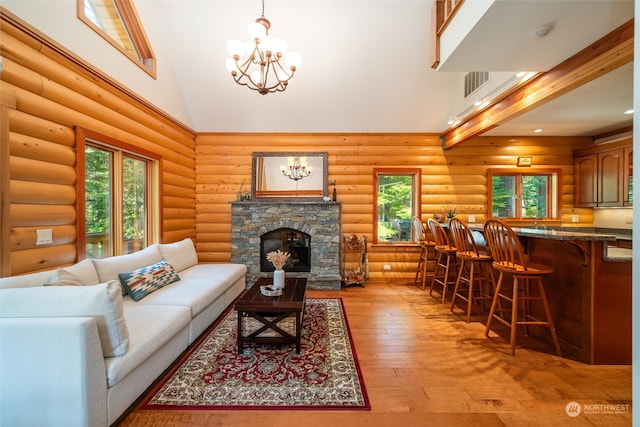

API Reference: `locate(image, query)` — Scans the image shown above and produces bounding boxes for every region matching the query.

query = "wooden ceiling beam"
[441,19,634,149]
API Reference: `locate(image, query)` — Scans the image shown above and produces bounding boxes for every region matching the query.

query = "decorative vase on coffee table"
[273,269,285,289]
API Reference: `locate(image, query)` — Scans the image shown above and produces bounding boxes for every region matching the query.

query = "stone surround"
[230,201,341,290]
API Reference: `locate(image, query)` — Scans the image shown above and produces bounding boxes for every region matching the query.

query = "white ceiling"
[141,0,634,137]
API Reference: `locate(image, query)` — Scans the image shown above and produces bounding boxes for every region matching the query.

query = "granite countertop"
[508,227,617,242]
[469,225,632,262]
[508,227,632,261]
[468,225,619,242]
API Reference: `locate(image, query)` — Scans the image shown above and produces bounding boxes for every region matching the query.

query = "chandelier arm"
[272,60,295,83]
[233,44,265,90]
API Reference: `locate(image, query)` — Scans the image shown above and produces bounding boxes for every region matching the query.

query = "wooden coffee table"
[235,277,307,354]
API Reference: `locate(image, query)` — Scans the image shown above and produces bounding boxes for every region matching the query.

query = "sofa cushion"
[92,245,163,284]
[158,238,198,272]
[118,259,180,302]
[44,269,84,286]
[0,281,129,357]
[130,270,226,316]
[62,258,101,285]
[104,303,191,387]
[0,270,57,290]
[179,263,248,290]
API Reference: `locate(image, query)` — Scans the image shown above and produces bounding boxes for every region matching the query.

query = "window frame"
[487,168,561,220]
[76,127,162,259]
[373,168,422,244]
[78,0,156,77]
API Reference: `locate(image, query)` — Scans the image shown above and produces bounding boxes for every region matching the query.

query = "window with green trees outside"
[78,128,161,259]
[489,169,559,220]
[374,168,421,243]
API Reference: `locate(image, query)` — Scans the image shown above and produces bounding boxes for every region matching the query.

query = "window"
[78,0,156,77]
[488,169,560,220]
[374,168,421,243]
[76,128,161,259]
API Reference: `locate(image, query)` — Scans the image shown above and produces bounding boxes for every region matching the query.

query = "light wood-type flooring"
[119,280,632,427]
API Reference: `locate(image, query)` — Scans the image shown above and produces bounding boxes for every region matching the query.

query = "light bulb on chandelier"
[225,0,301,95]
[280,157,312,181]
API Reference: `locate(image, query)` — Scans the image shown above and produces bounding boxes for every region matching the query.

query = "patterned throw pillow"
[118,259,180,301]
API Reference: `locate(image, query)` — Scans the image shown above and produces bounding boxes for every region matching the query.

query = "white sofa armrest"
[0,317,108,427]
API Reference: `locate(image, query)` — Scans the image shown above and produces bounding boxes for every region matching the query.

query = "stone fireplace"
[231,201,341,290]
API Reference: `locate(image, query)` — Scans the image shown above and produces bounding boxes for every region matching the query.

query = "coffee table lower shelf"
[237,310,303,353]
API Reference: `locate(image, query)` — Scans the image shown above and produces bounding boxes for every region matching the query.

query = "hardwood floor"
[119,281,632,426]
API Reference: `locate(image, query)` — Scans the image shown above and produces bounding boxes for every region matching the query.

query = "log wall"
[1,12,596,281]
[0,14,196,276]
[196,133,593,280]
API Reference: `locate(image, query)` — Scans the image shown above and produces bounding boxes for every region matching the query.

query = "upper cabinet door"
[574,154,597,207]
[598,148,624,207]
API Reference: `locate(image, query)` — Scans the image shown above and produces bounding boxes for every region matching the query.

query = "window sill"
[372,242,421,248]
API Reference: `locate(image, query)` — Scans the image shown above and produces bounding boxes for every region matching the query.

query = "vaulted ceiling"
[142,0,633,137]
[5,1,633,137]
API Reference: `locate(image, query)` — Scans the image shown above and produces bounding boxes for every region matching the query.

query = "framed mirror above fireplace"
[251,152,328,201]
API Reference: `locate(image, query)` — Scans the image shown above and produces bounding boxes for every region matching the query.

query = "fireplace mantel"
[230,201,341,290]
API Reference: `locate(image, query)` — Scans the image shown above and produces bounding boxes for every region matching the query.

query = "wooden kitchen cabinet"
[597,148,624,206]
[574,139,632,207]
[574,154,597,207]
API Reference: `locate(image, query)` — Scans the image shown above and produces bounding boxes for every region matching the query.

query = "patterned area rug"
[142,298,370,410]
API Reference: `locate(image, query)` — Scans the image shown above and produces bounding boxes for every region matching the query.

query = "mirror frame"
[251,152,328,202]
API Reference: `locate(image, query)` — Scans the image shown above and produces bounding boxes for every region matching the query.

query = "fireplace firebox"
[260,228,311,272]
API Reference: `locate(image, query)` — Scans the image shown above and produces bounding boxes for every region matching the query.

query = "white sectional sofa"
[0,238,247,427]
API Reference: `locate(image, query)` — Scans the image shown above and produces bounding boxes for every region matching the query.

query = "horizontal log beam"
[441,19,634,149]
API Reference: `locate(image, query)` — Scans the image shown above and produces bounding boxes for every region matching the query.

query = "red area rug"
[142,298,370,410]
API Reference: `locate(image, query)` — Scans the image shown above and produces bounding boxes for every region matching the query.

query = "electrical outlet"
[383,264,391,271]
[571,215,579,223]
[626,217,633,224]
[468,214,476,223]
[36,229,53,245]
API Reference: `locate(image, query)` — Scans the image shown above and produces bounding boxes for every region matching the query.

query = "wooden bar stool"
[412,216,436,289]
[426,218,457,303]
[483,219,561,357]
[448,218,496,323]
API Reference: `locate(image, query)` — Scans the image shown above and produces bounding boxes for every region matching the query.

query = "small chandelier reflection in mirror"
[280,157,312,181]
[225,0,301,95]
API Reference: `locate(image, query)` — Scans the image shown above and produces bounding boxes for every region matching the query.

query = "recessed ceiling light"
[623,109,634,115]
[534,128,543,133]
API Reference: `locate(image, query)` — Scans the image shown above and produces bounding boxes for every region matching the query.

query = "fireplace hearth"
[231,201,341,290]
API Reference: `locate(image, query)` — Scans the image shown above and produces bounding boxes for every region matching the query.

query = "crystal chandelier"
[225,0,301,95]
[280,157,312,181]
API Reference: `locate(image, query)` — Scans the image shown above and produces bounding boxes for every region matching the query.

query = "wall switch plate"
[571,215,579,223]
[468,214,476,223]
[383,264,391,271]
[36,229,53,245]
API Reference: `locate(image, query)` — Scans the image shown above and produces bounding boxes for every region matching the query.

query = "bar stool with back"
[426,218,457,303]
[483,219,562,356]
[448,218,496,323]
[412,216,436,290]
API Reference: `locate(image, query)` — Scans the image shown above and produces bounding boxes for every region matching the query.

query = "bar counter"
[471,225,632,364]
